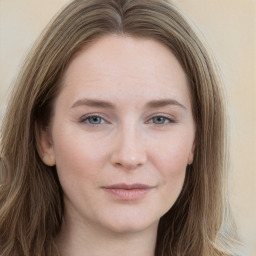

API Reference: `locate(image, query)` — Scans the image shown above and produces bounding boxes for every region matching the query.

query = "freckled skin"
[40,35,195,254]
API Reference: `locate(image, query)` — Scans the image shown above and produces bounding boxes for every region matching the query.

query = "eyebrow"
[145,99,187,110]
[71,99,115,109]
[71,98,186,110]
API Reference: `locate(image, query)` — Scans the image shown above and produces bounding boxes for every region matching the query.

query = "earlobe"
[187,142,196,165]
[42,154,56,167]
[36,124,56,167]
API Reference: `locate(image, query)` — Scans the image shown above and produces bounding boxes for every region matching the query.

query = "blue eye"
[81,115,105,125]
[151,116,174,125]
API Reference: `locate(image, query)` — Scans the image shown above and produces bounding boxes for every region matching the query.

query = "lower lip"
[102,188,152,201]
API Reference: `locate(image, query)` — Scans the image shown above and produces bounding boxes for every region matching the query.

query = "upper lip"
[102,183,153,190]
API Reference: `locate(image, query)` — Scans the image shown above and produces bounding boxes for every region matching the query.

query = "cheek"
[155,151,188,212]
[151,132,192,174]
[159,148,187,188]
[52,128,110,186]
[150,132,192,198]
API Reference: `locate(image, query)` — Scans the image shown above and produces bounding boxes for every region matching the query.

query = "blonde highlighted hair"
[0,0,241,255]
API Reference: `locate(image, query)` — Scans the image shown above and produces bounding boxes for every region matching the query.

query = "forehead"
[60,35,190,106]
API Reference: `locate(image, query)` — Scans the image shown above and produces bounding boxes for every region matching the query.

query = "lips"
[101,183,154,201]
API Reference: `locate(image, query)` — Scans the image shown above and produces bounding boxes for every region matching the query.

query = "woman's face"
[40,35,195,235]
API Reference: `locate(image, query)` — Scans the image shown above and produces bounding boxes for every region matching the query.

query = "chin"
[98,209,160,235]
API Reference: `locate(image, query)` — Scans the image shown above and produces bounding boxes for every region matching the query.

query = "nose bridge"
[111,120,146,170]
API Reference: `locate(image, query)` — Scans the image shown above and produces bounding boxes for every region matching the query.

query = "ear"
[187,141,196,165]
[36,123,56,167]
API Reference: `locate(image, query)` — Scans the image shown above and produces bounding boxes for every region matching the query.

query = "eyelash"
[79,114,176,127]
[147,115,175,126]
[80,114,107,126]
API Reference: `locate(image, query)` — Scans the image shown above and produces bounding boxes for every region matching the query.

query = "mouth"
[101,183,154,201]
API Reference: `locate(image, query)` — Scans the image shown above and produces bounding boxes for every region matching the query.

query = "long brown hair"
[0,0,241,255]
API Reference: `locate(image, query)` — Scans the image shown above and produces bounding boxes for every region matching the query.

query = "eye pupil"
[89,116,102,124]
[153,116,165,124]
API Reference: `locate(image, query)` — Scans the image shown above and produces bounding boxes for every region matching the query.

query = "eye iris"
[153,116,165,124]
[88,116,102,124]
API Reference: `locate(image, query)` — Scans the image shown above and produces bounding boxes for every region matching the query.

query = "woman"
[0,0,241,255]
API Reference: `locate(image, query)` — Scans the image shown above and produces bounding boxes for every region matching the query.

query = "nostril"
[111,153,146,170]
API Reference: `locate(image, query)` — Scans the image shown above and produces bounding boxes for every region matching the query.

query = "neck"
[56,213,158,256]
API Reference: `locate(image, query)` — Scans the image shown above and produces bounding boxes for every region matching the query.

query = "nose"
[110,125,147,170]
